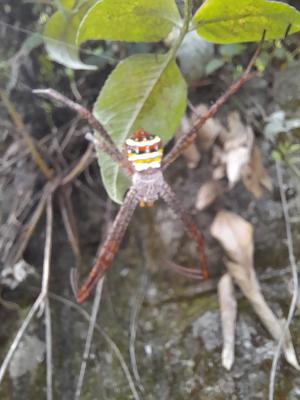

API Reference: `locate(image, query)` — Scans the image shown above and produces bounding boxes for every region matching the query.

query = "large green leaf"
[93,53,187,203]
[77,0,181,44]
[193,0,300,44]
[44,1,97,69]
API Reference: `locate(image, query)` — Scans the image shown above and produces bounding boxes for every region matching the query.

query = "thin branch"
[269,161,299,400]
[75,278,104,400]
[0,89,53,180]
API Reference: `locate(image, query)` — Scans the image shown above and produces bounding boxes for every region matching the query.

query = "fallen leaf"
[191,104,225,150]
[241,145,273,198]
[210,210,253,266]
[218,273,237,370]
[211,210,299,369]
[176,115,201,168]
[226,146,251,186]
[195,180,224,210]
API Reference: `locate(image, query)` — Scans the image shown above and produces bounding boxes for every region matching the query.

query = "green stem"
[285,159,300,180]
[169,0,191,58]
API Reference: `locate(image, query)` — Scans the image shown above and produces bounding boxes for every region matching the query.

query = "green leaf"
[205,58,225,74]
[271,150,282,161]
[93,53,187,203]
[192,0,300,44]
[44,1,97,70]
[219,44,246,58]
[59,0,88,10]
[58,0,76,9]
[77,0,181,44]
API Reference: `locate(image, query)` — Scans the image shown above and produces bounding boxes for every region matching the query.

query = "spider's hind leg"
[159,182,208,280]
[76,187,139,303]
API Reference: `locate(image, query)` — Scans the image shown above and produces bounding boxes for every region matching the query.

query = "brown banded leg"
[159,182,208,280]
[33,89,134,176]
[162,34,265,171]
[76,187,139,303]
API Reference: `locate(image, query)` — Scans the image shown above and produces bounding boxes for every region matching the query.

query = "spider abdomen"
[126,129,163,172]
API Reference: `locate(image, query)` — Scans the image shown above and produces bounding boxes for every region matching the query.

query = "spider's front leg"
[33,89,134,176]
[76,187,139,303]
[160,182,208,280]
[162,37,264,171]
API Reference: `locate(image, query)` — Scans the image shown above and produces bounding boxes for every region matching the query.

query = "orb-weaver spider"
[35,46,258,303]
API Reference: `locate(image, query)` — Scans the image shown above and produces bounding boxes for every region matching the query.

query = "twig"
[269,161,299,400]
[75,278,105,400]
[0,89,53,180]
[0,194,53,384]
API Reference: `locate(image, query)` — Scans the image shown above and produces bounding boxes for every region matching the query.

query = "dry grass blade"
[58,189,81,260]
[0,89,53,180]
[269,161,300,400]
[45,298,53,400]
[10,181,57,266]
[129,272,147,390]
[61,143,94,186]
[218,274,237,370]
[0,194,53,384]
[50,293,140,400]
[75,278,104,400]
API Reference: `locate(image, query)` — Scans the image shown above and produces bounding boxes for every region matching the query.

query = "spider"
[34,45,260,303]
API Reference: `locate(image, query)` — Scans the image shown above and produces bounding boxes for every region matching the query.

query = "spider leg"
[33,89,134,176]
[159,182,208,280]
[162,34,265,171]
[76,187,139,303]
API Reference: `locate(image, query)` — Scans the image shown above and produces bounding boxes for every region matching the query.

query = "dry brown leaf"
[218,273,237,370]
[226,146,251,186]
[191,104,225,150]
[211,210,299,369]
[176,115,201,168]
[210,210,253,267]
[195,180,224,210]
[241,145,273,199]
[223,112,254,187]
[224,111,250,143]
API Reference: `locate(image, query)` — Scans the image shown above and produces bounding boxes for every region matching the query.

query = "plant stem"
[169,0,191,58]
